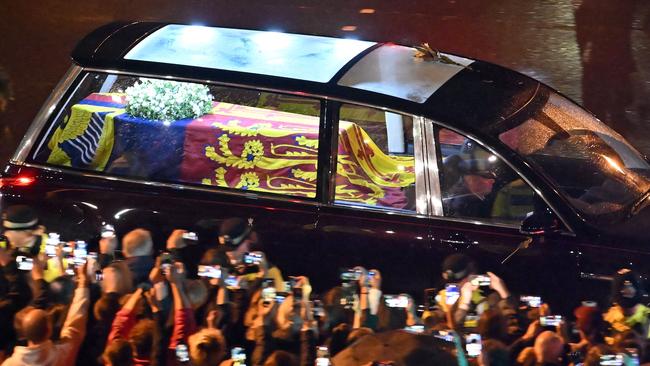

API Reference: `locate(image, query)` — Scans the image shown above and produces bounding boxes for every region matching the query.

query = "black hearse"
[2,22,650,309]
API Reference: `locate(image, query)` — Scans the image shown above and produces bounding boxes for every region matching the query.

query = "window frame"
[428,121,575,233]
[326,101,430,216]
[26,69,328,203]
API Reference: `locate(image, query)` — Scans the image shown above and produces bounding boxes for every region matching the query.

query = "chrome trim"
[11,65,83,164]
[428,121,575,235]
[423,119,444,216]
[413,116,429,215]
[18,162,323,207]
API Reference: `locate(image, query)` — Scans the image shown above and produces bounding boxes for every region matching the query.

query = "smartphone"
[465,333,482,357]
[464,314,479,328]
[243,251,263,265]
[225,275,239,288]
[175,342,190,363]
[73,241,88,265]
[313,300,325,318]
[424,288,437,310]
[232,347,246,366]
[95,270,103,282]
[316,346,331,366]
[540,315,563,327]
[582,300,598,308]
[45,233,60,256]
[600,354,624,366]
[262,287,276,304]
[101,224,115,238]
[160,252,173,274]
[0,235,7,249]
[433,330,455,343]
[445,283,460,305]
[520,295,542,308]
[182,231,198,242]
[197,264,222,279]
[384,294,409,308]
[16,256,33,271]
[404,325,425,334]
[624,349,640,366]
[340,268,362,282]
[470,274,491,287]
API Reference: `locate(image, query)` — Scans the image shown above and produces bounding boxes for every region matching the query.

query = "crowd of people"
[0,204,648,366]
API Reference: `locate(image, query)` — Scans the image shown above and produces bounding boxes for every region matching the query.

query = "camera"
[445,283,460,305]
[197,265,221,279]
[465,333,482,357]
[232,347,246,366]
[540,315,563,327]
[16,256,33,271]
[384,294,409,308]
[0,235,8,249]
[520,295,542,308]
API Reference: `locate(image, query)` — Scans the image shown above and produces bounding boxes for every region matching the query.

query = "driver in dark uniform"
[441,140,499,219]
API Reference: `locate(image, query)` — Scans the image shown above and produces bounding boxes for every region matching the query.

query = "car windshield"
[497,87,650,223]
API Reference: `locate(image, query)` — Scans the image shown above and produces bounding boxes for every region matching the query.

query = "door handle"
[441,232,471,250]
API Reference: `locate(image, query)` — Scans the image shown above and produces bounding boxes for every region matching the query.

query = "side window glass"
[334,104,417,212]
[35,73,322,198]
[438,128,535,223]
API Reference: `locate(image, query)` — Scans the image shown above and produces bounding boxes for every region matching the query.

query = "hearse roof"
[72,22,539,132]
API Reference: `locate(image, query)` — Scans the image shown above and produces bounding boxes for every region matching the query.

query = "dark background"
[1,0,649,163]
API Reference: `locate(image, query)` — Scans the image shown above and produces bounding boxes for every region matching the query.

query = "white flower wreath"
[125,78,214,122]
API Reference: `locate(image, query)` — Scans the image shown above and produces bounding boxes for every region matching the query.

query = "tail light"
[0,176,36,189]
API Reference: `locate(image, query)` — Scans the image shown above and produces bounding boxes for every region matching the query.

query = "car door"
[314,102,453,298]
[429,125,586,312]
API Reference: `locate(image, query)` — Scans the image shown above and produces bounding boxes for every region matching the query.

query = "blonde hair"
[122,229,153,257]
[188,328,226,366]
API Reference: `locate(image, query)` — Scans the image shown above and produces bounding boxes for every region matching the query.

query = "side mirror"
[520,205,560,236]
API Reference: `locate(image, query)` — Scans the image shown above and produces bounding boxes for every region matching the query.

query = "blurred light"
[416,236,423,240]
[602,155,625,174]
[488,155,497,163]
[114,208,134,219]
[178,25,216,47]
[386,230,395,234]
[359,8,376,14]
[80,202,98,210]
[341,25,357,32]
[397,165,405,171]
[252,30,294,50]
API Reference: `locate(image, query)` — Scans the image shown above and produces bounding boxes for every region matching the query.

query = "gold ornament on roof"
[414,43,471,70]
